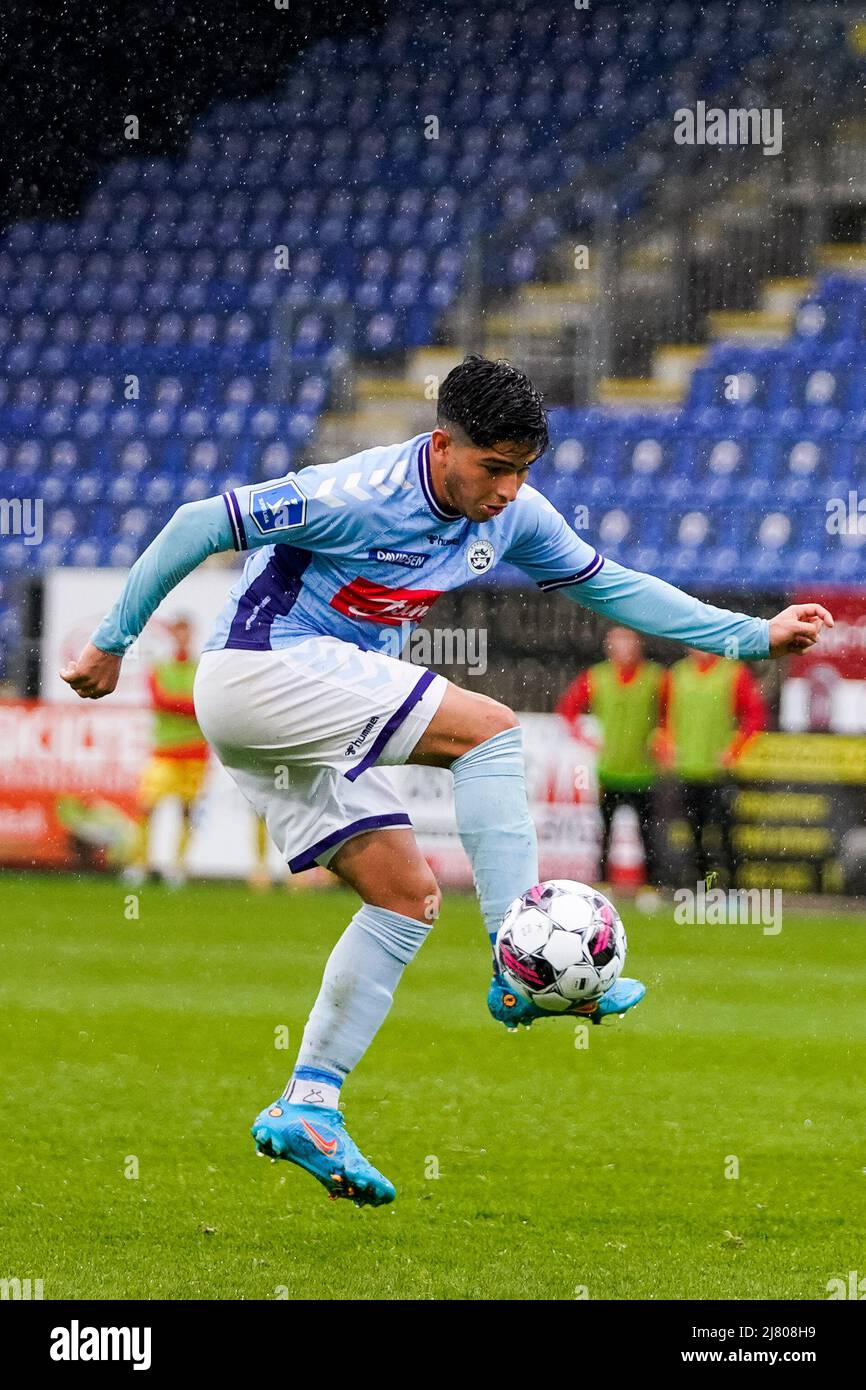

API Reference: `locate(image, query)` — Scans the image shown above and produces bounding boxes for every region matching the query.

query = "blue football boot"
[251,1100,396,1207]
[488,972,646,1030]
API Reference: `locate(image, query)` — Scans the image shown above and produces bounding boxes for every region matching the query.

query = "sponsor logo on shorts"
[345,714,381,757]
[367,548,426,569]
[247,477,307,535]
[466,538,495,574]
[331,576,444,626]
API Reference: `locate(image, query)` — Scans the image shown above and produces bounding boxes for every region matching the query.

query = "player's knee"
[441,697,518,762]
[389,863,441,925]
[468,697,519,748]
[413,864,442,925]
[420,882,442,925]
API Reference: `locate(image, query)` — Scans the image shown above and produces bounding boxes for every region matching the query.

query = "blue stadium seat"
[0,0,856,627]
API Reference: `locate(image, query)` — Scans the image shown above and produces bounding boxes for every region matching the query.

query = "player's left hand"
[60,642,123,699]
[767,603,833,657]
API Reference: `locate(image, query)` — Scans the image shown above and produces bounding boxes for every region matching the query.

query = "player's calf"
[250,891,435,1208]
[410,687,539,949]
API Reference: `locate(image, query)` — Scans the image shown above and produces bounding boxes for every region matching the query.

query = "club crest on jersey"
[248,477,306,536]
[331,576,444,626]
[466,538,495,574]
[367,547,426,569]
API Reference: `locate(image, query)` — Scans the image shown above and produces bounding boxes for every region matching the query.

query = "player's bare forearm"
[60,642,123,699]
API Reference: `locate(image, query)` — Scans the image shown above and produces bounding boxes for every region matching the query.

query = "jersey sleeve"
[90,467,372,656]
[222,466,376,555]
[91,495,235,655]
[504,492,770,660]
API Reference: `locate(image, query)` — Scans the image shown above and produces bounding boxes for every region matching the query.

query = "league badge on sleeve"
[248,477,307,535]
[466,538,495,574]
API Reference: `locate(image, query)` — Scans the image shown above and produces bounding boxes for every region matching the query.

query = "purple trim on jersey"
[225,544,312,649]
[344,668,438,782]
[226,489,247,550]
[537,552,604,591]
[288,813,412,872]
[222,492,242,551]
[418,438,463,523]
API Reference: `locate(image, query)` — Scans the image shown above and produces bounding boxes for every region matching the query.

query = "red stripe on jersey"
[330,576,444,626]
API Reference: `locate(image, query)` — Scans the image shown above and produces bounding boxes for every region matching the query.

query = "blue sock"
[288,903,432,1100]
[451,725,539,948]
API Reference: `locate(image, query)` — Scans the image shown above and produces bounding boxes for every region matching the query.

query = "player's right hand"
[60,642,123,699]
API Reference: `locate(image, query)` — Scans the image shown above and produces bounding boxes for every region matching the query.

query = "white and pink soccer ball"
[495,880,626,1012]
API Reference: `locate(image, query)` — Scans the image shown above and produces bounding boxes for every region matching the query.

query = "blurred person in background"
[124,616,208,888]
[249,815,338,892]
[654,648,768,889]
[557,626,664,912]
[248,814,274,891]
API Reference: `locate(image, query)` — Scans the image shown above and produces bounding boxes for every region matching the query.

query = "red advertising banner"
[790,587,866,679]
[0,701,150,868]
[0,701,607,882]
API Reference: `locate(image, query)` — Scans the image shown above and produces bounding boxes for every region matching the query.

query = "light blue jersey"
[92,431,770,660]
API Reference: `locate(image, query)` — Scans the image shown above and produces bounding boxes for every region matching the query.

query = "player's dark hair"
[436,354,549,458]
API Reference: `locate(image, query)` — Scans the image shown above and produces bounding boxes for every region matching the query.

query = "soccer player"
[556,626,664,909]
[61,355,832,1208]
[125,616,208,888]
[654,646,768,887]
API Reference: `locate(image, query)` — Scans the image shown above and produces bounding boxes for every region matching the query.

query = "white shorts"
[193,637,448,873]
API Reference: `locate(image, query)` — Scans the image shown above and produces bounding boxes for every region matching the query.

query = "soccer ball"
[494,880,626,1013]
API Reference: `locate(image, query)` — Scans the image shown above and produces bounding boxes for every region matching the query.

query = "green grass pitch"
[1,872,864,1300]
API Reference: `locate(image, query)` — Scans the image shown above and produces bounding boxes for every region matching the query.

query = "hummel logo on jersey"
[426,533,461,546]
[331,576,444,626]
[368,548,426,568]
[301,1119,339,1156]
